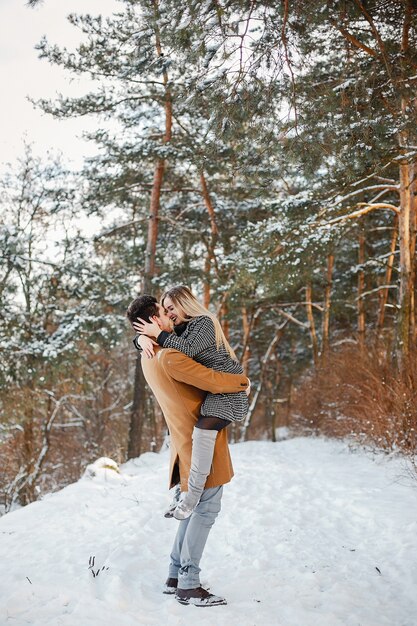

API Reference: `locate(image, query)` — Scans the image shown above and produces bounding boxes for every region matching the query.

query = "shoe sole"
[176,598,227,606]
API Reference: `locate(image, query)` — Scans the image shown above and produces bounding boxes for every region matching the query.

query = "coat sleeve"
[160,349,249,394]
[157,316,215,357]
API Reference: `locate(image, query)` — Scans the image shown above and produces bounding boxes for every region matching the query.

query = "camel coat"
[141,346,249,491]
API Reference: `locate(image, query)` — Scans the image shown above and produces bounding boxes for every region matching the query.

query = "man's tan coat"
[141,347,249,491]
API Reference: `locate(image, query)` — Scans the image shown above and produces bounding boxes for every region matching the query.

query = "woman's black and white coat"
[155,315,249,423]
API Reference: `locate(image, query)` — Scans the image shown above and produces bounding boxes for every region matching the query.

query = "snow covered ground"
[0,437,416,626]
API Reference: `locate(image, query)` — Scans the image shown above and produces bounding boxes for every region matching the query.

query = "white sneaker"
[173,493,199,520]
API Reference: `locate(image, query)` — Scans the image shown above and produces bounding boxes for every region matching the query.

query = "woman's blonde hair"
[161,285,236,359]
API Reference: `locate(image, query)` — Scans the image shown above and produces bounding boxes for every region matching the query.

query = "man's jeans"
[168,485,223,589]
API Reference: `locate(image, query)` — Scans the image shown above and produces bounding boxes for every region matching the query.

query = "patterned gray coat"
[156,315,249,422]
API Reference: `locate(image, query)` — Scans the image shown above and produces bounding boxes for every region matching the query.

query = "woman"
[134,285,249,520]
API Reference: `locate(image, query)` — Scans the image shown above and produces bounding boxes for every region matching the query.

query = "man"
[126,295,249,607]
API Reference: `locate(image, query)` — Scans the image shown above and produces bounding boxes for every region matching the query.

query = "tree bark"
[269,359,281,442]
[241,306,251,376]
[20,410,36,506]
[203,254,211,308]
[143,161,164,291]
[397,155,413,362]
[357,232,366,347]
[377,218,398,334]
[305,284,319,366]
[321,254,334,361]
[128,357,147,459]
[200,171,218,308]
[410,162,417,341]
[219,298,230,343]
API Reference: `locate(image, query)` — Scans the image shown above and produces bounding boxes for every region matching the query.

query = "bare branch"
[274,308,309,329]
[330,20,378,58]
[356,284,397,301]
[326,202,400,225]
[353,0,392,78]
[336,184,399,203]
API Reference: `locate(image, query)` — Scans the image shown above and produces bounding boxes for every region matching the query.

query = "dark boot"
[163,577,178,594]
[175,586,227,606]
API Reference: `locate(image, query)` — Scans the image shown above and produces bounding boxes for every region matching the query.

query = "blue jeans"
[168,485,223,590]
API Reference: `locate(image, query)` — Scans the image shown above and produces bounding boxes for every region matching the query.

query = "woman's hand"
[132,317,161,339]
[245,378,251,397]
[137,335,158,359]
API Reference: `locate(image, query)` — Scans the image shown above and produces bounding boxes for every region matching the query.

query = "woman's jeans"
[168,485,223,589]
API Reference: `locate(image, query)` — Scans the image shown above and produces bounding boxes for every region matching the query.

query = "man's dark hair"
[126,294,159,324]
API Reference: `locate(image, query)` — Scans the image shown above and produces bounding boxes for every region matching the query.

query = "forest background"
[1,0,417,513]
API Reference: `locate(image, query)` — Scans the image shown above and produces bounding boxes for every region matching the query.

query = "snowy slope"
[0,438,416,626]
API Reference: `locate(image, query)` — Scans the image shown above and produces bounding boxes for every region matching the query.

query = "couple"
[126,285,250,607]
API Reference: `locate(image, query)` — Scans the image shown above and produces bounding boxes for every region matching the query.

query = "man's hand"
[245,378,251,397]
[136,335,158,358]
[133,317,161,339]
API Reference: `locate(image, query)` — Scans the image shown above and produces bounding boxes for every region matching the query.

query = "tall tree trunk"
[20,407,36,506]
[200,172,218,309]
[305,284,319,366]
[19,352,36,506]
[241,306,251,376]
[128,2,172,460]
[203,255,211,308]
[284,377,293,428]
[396,6,415,364]
[143,162,164,290]
[200,171,218,237]
[357,232,366,347]
[128,357,147,459]
[269,359,281,442]
[397,156,413,363]
[410,162,417,341]
[219,298,230,343]
[377,218,398,334]
[321,254,334,361]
